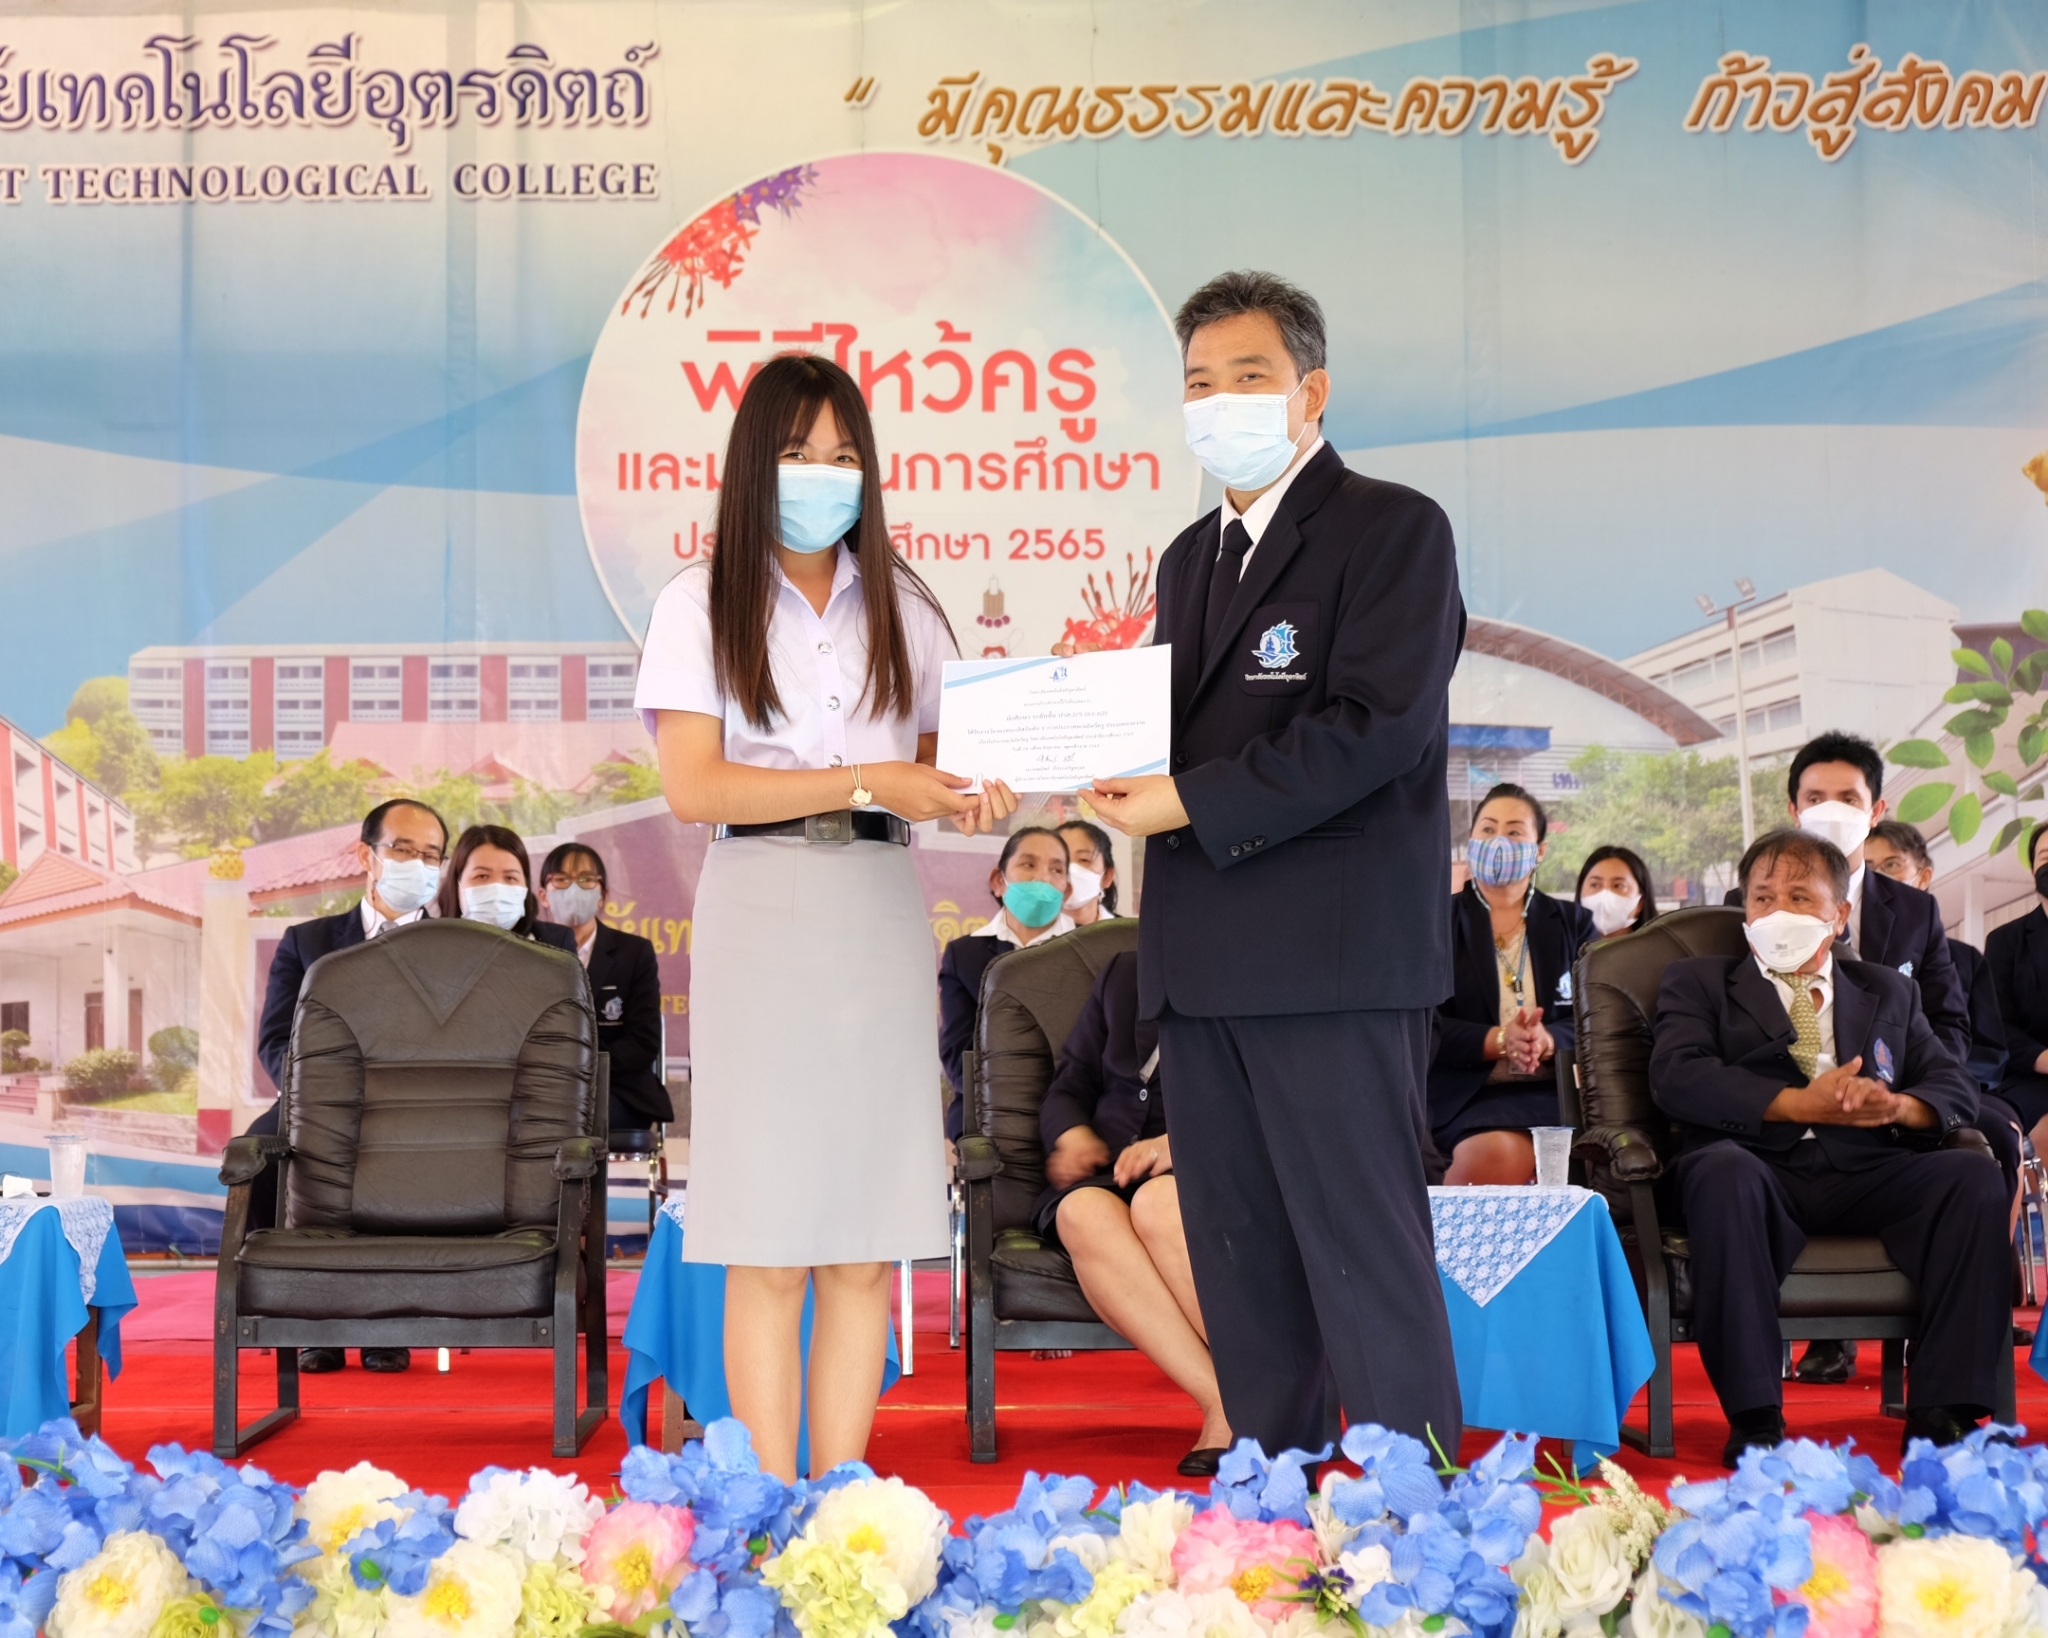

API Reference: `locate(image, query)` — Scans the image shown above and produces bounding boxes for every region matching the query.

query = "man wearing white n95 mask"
[1651,828,2005,1466]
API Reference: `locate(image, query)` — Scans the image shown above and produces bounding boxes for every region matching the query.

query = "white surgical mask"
[461,883,528,930]
[1580,888,1639,937]
[1182,380,1305,490]
[374,856,441,916]
[1744,909,1837,973]
[1797,800,1871,856]
[1066,864,1103,907]
[547,883,603,925]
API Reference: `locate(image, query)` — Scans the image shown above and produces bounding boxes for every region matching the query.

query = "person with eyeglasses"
[244,796,453,1375]
[539,841,671,1134]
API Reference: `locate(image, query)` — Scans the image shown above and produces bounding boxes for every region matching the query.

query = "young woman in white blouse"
[635,353,1015,1481]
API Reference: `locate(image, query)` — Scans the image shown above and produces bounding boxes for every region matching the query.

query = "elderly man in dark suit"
[1091,270,1464,1457]
[1654,829,2006,1465]
[245,796,450,1374]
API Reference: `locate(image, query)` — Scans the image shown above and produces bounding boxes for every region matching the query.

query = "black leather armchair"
[958,919,1140,1463]
[214,919,610,1458]
[1563,905,2014,1456]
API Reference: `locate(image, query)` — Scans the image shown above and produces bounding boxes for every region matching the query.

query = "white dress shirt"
[360,897,427,939]
[972,911,1076,950]
[635,549,955,787]
[1844,864,1868,954]
[1218,435,1326,574]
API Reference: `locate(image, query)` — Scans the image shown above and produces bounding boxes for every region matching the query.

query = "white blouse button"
[827,696,840,711]
[818,641,833,654]
[830,756,844,767]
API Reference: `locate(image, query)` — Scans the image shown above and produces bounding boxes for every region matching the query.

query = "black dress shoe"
[298,1348,345,1373]
[1793,1339,1857,1383]
[1901,1406,1978,1457]
[1721,1408,1785,1469]
[2015,1325,2035,1347]
[360,1348,412,1373]
[1177,1446,1227,1478]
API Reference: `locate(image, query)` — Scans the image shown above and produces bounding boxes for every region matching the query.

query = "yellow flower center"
[1801,1562,1850,1608]
[424,1572,475,1628]
[1916,1576,1969,1619]
[845,1525,888,1556]
[320,1505,370,1553]
[611,1544,655,1596]
[85,1573,136,1613]
[1230,1567,1278,1605]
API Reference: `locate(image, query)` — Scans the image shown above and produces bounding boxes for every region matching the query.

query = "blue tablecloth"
[621,1206,901,1465]
[1432,1187,1654,1470]
[1,1202,137,1437]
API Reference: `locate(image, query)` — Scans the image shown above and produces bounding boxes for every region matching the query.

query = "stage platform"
[89,1265,2048,1517]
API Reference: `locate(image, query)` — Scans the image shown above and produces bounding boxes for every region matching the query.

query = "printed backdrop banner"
[0,1,2044,1247]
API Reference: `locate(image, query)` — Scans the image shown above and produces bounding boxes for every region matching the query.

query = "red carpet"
[91,1271,2048,1518]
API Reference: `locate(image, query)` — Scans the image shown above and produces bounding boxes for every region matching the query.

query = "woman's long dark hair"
[710,353,950,730]
[1058,819,1119,915]
[1574,844,1658,934]
[438,823,541,936]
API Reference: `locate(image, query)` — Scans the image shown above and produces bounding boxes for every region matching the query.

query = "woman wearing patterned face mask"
[540,842,671,1137]
[1427,784,1594,1184]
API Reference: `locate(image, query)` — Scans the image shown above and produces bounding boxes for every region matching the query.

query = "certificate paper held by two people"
[936,646,1172,793]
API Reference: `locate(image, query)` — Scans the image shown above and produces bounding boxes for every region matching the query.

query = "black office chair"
[1559,905,2014,1456]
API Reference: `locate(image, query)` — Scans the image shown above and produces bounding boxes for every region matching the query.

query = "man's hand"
[1046,1125,1111,1188]
[1113,1134,1173,1187]
[1089,774,1190,837]
[1763,1057,1938,1129]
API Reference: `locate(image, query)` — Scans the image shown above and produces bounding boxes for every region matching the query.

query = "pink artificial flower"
[580,1500,696,1621]
[1776,1512,1878,1638]
[1169,1506,1319,1622]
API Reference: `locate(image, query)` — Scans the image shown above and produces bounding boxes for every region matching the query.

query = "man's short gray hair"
[1174,270,1327,377]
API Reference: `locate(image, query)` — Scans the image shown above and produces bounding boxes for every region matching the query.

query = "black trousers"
[1160,1006,1460,1456]
[1673,1138,2009,1417]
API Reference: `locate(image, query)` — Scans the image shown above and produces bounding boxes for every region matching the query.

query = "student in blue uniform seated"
[938,825,1074,1136]
[1576,844,1658,938]
[1038,948,1229,1476]
[436,824,578,952]
[1653,827,2006,1465]
[1429,784,1594,1183]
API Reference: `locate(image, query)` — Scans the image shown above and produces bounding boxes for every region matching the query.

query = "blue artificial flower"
[0,1561,44,1638]
[138,1446,316,1638]
[911,1472,1104,1638]
[1327,1424,1446,1525]
[346,1492,454,1596]
[1209,1438,1327,1525]
[1654,1451,1817,1638]
[1896,1423,2048,1552]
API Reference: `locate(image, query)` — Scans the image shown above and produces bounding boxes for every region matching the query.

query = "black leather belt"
[713,811,910,845]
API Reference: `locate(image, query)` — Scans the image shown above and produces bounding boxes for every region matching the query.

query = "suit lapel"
[334,906,368,951]
[1832,964,1879,1078]
[1858,871,1894,963]
[1728,959,1798,1057]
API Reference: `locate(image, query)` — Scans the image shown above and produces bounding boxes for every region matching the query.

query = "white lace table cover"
[1429,1184,1594,1307]
[658,1195,686,1237]
[0,1196,116,1303]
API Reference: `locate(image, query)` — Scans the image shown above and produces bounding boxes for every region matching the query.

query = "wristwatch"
[849,764,873,807]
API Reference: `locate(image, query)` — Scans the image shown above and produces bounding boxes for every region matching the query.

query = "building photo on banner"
[1,0,2047,1512]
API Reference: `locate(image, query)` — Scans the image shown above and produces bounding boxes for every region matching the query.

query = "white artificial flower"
[1114,1587,1264,1638]
[805,1476,949,1608]
[1336,1543,1395,1610]
[292,1549,390,1638]
[1588,1463,1676,1571]
[1999,1559,2048,1638]
[1619,1564,1708,1638]
[1305,1491,1359,1566]
[1050,1532,1113,1576]
[384,1540,525,1638]
[1510,1538,1564,1638]
[298,1463,412,1561]
[1546,1509,1635,1622]
[1876,1535,2025,1638]
[939,1609,1014,1638]
[1112,1497,1195,1585]
[47,1531,194,1638]
[454,1470,606,1571]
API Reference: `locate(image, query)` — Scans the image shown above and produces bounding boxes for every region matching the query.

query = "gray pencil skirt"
[682,835,949,1267]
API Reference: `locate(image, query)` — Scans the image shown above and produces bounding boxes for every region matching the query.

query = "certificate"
[937,646,1172,793]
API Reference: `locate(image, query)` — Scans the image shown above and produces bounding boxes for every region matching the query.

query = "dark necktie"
[1202,519,1253,662]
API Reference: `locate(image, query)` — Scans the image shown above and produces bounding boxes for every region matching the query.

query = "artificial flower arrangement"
[7,1415,2048,1638]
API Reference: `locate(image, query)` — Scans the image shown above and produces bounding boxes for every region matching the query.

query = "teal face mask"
[777,464,863,553]
[1002,879,1066,929]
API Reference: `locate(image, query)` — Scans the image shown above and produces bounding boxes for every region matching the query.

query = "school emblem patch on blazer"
[1253,620,1301,670]
[603,996,624,1022]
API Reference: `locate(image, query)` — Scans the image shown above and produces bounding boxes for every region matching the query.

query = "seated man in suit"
[245,795,450,1374]
[1653,827,2006,1465]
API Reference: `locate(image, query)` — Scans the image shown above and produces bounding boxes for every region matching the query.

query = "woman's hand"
[861,760,981,823]
[1047,1125,1111,1188]
[1112,1133,1172,1187]
[948,777,1019,835]
[1500,1007,1552,1076]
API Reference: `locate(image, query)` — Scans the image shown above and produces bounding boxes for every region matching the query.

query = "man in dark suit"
[1653,829,2006,1464]
[247,796,449,1373]
[1092,271,1463,1456]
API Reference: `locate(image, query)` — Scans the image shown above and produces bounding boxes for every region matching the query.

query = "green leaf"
[2016,655,2045,696]
[1886,739,1952,769]
[2025,783,2044,801]
[1946,681,2015,706]
[1966,731,1996,768]
[1895,783,1955,824]
[1994,636,2015,673]
[2022,725,2048,769]
[1947,708,2006,737]
[1952,791,1985,842]
[2023,610,2048,643]
[1954,647,1993,677]
[1986,770,2021,798]
[1993,818,2024,855]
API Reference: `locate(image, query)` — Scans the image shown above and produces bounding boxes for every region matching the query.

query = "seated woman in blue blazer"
[1429,784,1593,1183]
[1037,948,1230,1478]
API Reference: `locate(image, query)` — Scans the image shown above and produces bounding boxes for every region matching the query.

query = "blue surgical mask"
[461,883,528,930]
[1002,879,1066,930]
[1467,835,1539,889]
[777,465,863,553]
[1182,380,1305,490]
[375,856,441,915]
